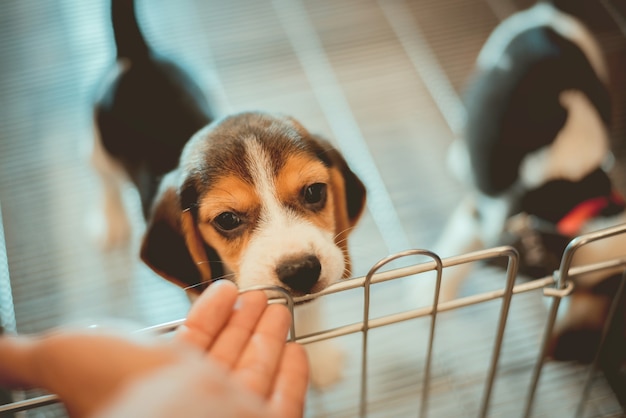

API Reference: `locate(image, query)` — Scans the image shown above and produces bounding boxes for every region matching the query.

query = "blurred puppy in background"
[434,0,626,364]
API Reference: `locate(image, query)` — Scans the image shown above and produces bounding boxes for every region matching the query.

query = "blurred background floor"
[1,0,625,416]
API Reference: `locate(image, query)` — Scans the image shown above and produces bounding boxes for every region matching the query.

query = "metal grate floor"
[1,0,625,416]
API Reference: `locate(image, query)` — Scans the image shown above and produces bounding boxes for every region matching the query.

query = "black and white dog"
[91,0,366,388]
[434,0,626,363]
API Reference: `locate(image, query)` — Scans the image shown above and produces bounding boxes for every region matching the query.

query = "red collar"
[557,190,626,236]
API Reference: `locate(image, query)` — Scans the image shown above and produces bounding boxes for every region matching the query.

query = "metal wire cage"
[1,223,625,417]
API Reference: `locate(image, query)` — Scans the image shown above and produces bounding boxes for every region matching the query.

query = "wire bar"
[357,249,443,418]
[0,394,58,415]
[523,222,626,417]
[575,270,626,418]
[477,247,519,418]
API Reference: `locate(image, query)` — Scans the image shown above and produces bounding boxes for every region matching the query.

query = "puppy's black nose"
[276,254,321,294]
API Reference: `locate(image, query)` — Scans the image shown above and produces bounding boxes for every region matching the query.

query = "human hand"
[0,280,309,418]
[175,280,309,417]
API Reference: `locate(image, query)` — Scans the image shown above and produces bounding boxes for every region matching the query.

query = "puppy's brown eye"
[303,183,327,207]
[214,212,242,231]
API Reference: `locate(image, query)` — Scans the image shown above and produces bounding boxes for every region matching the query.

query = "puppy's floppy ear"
[140,171,217,292]
[314,136,366,257]
[329,152,367,230]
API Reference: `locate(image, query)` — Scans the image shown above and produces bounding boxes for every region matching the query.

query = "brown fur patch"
[196,175,261,275]
[329,167,352,278]
[276,155,335,231]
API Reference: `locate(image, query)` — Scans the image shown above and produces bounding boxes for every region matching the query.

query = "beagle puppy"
[139,114,366,297]
[92,0,366,387]
[433,0,626,364]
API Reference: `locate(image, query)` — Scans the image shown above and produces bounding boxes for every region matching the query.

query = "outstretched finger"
[234,303,292,397]
[207,290,268,369]
[175,280,239,350]
[269,342,309,418]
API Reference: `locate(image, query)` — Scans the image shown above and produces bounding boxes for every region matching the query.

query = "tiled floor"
[1,0,625,416]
